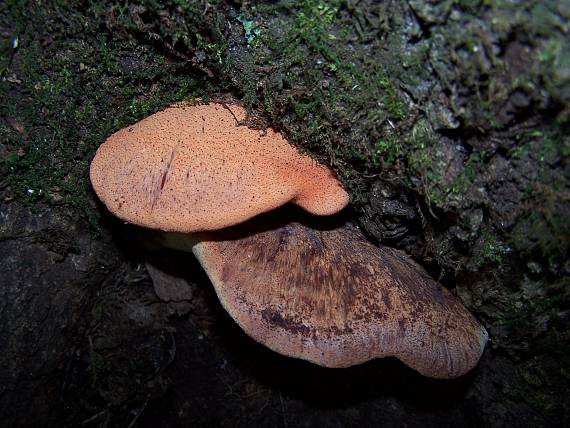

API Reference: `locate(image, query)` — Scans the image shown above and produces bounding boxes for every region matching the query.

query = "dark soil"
[1,1,569,427]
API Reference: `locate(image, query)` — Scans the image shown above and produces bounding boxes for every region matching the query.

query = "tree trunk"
[0,1,568,426]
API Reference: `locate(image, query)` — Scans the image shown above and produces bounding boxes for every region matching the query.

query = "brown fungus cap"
[90,102,348,232]
[188,214,488,379]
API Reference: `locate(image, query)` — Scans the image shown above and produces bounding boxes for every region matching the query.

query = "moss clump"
[474,227,512,265]
[227,0,410,178]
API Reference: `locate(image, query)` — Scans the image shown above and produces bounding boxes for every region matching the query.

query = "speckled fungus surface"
[90,102,348,232]
[188,217,488,379]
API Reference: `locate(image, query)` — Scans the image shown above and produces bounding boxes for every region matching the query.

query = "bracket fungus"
[158,212,488,379]
[90,102,487,379]
[90,102,349,232]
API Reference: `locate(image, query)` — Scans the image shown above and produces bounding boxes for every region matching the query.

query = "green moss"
[377,71,407,120]
[291,95,322,119]
[477,228,511,264]
[408,145,438,178]
[288,0,343,65]
[452,151,485,193]
[407,133,446,205]
[233,0,409,173]
[372,135,402,167]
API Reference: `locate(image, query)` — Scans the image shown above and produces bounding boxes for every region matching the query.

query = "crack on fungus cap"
[187,209,488,379]
[90,102,348,232]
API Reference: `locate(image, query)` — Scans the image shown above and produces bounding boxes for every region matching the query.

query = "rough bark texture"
[0,1,568,427]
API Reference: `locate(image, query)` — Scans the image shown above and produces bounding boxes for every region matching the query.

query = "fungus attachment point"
[188,213,487,379]
[90,102,348,232]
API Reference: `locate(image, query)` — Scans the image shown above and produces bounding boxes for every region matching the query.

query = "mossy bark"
[0,1,568,427]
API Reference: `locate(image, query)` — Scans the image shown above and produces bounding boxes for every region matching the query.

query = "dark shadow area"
[136,296,483,427]
[214,310,478,410]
